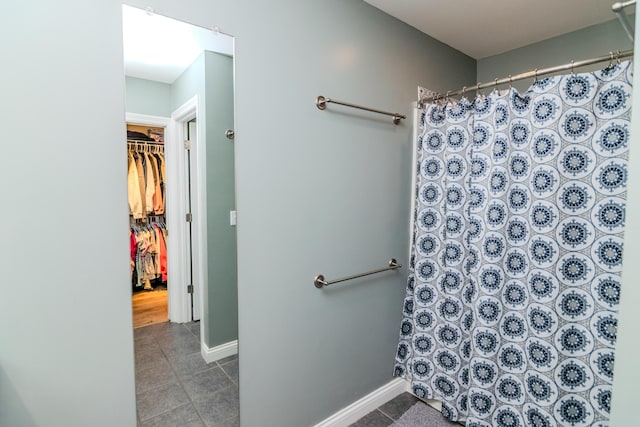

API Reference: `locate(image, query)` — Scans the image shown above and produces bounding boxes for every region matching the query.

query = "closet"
[127,124,169,328]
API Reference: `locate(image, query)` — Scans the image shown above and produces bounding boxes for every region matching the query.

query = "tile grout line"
[136,323,237,426]
[377,408,397,422]
[137,329,190,423]
[168,324,210,427]
[137,324,209,426]
[176,323,238,426]
[217,362,238,386]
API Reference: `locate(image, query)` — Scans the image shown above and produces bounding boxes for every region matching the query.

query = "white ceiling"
[363,0,628,59]
[122,5,233,84]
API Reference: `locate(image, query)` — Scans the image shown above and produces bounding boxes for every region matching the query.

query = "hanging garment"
[143,153,156,215]
[156,152,166,213]
[150,153,164,214]
[127,153,143,219]
[130,221,168,288]
[127,146,166,216]
[394,61,632,426]
[154,224,168,282]
[134,153,147,217]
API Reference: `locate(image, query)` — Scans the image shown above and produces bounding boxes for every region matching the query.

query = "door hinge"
[184,139,191,150]
[187,284,194,294]
[186,213,193,223]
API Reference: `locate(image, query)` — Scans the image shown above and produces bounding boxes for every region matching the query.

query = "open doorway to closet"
[128,121,169,328]
[127,109,200,329]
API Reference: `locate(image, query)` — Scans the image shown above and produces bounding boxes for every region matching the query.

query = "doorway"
[126,100,203,326]
[127,120,170,328]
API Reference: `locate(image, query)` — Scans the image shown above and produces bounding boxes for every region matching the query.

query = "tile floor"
[134,322,443,427]
[349,392,457,427]
[134,321,239,427]
[349,393,420,427]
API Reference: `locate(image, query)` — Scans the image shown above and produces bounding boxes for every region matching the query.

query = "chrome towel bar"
[316,95,406,125]
[314,258,402,288]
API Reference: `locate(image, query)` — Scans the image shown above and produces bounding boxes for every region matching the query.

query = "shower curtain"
[395,61,632,427]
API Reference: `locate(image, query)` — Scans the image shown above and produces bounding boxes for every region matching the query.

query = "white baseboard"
[201,340,238,364]
[313,378,411,427]
[425,398,442,411]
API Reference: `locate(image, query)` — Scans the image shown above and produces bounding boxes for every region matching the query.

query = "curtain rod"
[613,0,636,41]
[419,49,634,107]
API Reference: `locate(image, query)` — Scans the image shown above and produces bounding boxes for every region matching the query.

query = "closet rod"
[127,140,164,146]
[419,49,634,107]
[128,140,164,153]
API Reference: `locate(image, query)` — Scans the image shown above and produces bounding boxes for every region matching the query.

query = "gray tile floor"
[349,392,457,427]
[349,393,420,427]
[134,321,239,427]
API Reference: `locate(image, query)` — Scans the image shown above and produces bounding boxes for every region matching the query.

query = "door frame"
[126,107,205,327]
[170,96,207,328]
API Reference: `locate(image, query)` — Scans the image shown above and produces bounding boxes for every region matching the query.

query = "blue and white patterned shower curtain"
[394,61,632,427]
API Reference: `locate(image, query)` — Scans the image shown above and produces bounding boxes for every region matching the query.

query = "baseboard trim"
[313,378,410,427]
[425,398,442,412]
[201,340,238,364]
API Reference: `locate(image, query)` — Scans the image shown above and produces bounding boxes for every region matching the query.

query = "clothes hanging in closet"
[130,221,168,289]
[127,144,166,219]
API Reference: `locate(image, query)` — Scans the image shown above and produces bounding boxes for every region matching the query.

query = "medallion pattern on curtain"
[394,61,632,427]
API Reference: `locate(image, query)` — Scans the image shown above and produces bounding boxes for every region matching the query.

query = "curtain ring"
[476,82,484,98]
[616,50,621,64]
[445,90,451,103]
[462,86,467,98]
[534,68,539,83]
[570,60,575,75]
[494,78,499,92]
[508,75,513,89]
[609,51,614,68]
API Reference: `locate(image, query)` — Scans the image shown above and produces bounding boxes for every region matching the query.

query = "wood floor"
[132,289,168,328]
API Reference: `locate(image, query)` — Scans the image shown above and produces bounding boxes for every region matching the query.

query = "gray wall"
[203,51,237,347]
[170,53,205,112]
[2,0,475,426]
[478,19,633,93]
[218,2,475,425]
[0,1,136,426]
[125,76,172,117]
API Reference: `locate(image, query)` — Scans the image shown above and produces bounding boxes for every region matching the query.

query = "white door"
[186,119,200,321]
